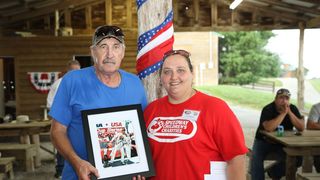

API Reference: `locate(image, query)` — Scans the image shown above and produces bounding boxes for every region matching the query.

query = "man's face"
[275,95,290,111]
[91,37,125,75]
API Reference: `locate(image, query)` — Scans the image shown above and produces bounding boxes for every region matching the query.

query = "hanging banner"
[28,72,60,94]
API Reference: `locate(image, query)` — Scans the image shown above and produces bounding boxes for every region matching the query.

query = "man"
[49,25,147,180]
[307,102,320,172]
[251,88,304,180]
[47,59,81,178]
[47,60,81,108]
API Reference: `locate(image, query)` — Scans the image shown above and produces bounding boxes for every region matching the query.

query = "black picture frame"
[81,104,155,180]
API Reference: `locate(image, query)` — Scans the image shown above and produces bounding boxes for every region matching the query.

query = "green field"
[309,78,320,93]
[196,85,312,111]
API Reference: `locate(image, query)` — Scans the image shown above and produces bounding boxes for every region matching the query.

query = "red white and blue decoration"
[136,0,174,79]
[28,72,60,94]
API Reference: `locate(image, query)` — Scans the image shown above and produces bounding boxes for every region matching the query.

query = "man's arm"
[50,119,99,179]
[287,108,305,131]
[307,120,320,130]
[226,154,246,180]
[262,112,286,132]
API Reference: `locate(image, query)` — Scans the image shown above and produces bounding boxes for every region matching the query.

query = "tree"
[219,31,281,85]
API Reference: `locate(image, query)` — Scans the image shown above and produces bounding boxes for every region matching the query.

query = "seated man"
[307,102,320,173]
[251,88,305,180]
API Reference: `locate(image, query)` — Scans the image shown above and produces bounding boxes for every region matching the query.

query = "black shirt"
[255,101,302,140]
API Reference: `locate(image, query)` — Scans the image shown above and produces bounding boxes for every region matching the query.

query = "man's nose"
[106,47,113,58]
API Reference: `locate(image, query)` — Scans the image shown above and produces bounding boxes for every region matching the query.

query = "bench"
[0,143,36,172]
[297,172,320,180]
[0,157,15,179]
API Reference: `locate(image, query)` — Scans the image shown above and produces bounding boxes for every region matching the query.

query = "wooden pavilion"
[0,0,319,119]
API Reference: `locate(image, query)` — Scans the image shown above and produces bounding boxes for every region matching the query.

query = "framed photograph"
[81,104,155,180]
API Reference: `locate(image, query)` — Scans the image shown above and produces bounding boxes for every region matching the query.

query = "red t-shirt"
[144,91,248,180]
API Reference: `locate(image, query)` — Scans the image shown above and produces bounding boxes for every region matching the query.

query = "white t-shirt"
[46,78,62,108]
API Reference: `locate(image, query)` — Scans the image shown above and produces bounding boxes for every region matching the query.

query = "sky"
[265,29,320,79]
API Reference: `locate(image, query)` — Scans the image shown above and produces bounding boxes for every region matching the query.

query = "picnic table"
[260,130,320,180]
[0,120,51,168]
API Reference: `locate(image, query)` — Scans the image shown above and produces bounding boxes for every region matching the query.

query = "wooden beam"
[211,0,218,26]
[126,0,132,28]
[297,22,305,110]
[219,0,308,22]
[44,15,51,30]
[85,5,92,30]
[306,16,320,28]
[174,23,296,32]
[0,0,103,26]
[255,0,320,16]
[105,0,112,25]
[193,0,199,26]
[173,0,179,25]
[54,10,59,36]
[64,9,71,27]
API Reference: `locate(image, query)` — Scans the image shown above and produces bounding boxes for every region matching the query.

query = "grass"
[260,78,283,87]
[196,85,312,111]
[309,78,320,93]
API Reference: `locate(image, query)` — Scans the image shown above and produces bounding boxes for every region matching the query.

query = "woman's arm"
[226,154,246,180]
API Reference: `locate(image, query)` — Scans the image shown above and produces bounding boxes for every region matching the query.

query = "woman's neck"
[168,88,196,104]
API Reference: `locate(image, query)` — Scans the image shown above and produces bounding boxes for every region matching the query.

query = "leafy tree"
[219,31,281,85]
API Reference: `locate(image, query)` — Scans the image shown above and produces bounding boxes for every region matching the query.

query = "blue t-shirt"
[49,66,147,180]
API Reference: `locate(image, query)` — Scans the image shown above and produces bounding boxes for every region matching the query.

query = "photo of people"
[96,120,139,168]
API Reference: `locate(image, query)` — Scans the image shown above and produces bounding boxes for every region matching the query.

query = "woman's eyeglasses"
[163,49,191,60]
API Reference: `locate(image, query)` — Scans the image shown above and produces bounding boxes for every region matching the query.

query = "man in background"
[47,59,81,178]
[307,102,320,173]
[251,88,304,180]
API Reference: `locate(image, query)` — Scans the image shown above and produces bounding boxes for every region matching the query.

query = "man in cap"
[307,102,320,172]
[251,88,304,180]
[49,25,147,180]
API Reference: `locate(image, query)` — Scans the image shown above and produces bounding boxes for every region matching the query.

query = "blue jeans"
[251,138,302,180]
[56,151,64,174]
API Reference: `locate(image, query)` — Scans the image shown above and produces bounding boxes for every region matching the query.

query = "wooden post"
[211,0,217,26]
[105,0,112,25]
[85,5,92,30]
[194,0,199,26]
[64,9,71,28]
[137,0,173,102]
[54,10,59,36]
[297,22,305,110]
[126,0,132,28]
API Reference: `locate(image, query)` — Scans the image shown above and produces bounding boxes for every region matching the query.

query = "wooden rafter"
[0,0,103,26]
[254,0,320,16]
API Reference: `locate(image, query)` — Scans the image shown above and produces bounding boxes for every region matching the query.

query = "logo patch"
[147,116,197,143]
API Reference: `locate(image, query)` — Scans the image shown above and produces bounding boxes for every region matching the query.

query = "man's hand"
[75,159,99,180]
[283,103,290,114]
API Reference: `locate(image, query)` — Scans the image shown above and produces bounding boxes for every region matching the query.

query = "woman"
[143,49,248,180]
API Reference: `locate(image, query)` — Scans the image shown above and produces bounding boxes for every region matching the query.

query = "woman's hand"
[132,175,146,180]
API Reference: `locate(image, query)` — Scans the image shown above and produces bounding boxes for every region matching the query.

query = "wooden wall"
[0,30,138,119]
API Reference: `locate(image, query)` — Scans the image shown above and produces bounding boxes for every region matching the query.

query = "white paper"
[204,161,227,180]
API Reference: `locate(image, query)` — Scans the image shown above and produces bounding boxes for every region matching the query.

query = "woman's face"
[161,54,193,99]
